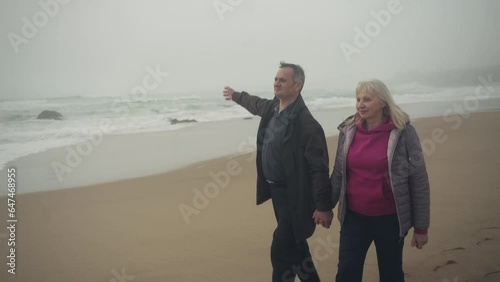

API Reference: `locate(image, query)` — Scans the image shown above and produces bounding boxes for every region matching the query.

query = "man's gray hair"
[279,61,305,85]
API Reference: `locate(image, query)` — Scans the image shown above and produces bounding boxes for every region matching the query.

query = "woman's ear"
[383,105,390,116]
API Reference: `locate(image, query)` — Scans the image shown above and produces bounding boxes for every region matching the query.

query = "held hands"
[313,210,333,229]
[223,86,235,100]
[411,233,428,249]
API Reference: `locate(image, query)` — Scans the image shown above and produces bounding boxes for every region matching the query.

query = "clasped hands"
[313,210,334,229]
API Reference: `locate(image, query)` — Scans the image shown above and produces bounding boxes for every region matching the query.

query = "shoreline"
[1,97,500,196]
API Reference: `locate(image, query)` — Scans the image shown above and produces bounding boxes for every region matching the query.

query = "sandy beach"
[0,111,499,282]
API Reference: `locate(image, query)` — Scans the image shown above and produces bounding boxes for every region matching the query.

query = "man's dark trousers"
[270,184,320,282]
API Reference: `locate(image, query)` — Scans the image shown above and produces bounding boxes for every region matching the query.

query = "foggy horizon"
[2,0,500,100]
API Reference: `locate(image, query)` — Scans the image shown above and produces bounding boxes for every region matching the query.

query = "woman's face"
[356,89,385,121]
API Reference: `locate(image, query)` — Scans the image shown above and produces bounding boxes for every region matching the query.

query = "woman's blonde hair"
[348,79,409,129]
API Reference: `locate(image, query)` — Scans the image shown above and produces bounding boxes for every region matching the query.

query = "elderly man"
[223,62,333,282]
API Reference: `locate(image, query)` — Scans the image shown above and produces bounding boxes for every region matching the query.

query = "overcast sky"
[1,0,500,99]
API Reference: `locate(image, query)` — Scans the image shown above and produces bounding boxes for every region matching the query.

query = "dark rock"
[169,118,197,125]
[36,110,63,120]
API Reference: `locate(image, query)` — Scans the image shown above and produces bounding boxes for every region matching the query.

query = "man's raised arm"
[223,86,273,117]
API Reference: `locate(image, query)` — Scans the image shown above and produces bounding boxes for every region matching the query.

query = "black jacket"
[233,91,332,241]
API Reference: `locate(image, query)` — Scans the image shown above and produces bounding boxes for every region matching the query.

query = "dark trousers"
[270,185,320,282]
[336,210,405,282]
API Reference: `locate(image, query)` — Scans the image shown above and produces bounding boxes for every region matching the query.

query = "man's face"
[274,67,302,99]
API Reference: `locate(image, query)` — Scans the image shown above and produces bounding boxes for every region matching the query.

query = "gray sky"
[1,0,500,99]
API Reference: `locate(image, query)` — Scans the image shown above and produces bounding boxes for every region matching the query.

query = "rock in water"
[36,110,63,120]
[169,118,197,125]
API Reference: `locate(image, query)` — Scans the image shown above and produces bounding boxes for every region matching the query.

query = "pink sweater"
[346,119,397,216]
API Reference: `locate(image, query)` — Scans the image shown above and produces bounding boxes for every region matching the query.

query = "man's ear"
[295,82,303,92]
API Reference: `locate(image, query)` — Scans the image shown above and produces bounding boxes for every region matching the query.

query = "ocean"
[1,83,499,172]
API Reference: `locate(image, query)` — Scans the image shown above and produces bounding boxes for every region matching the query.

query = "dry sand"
[0,111,499,282]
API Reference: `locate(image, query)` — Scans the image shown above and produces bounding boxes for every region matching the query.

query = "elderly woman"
[330,79,430,282]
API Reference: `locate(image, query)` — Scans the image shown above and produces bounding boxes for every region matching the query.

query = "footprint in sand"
[476,226,498,245]
[480,227,500,230]
[476,228,500,279]
[476,237,495,246]
[433,260,458,272]
[485,270,500,278]
[442,247,465,253]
